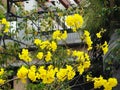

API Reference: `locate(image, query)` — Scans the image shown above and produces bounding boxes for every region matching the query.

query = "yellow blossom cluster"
[0,79,5,85]
[83,30,93,51]
[19,49,32,62]
[17,65,57,84]
[0,68,4,76]
[96,32,102,38]
[86,75,118,90]
[34,39,58,62]
[17,65,37,83]
[1,18,10,33]
[94,76,117,90]
[57,65,75,81]
[40,40,51,50]
[104,78,118,90]
[77,61,91,75]
[96,28,106,38]
[93,76,107,89]
[65,14,83,32]
[36,51,52,62]
[17,65,76,84]
[17,66,28,83]
[72,50,91,75]
[0,68,5,85]
[28,65,37,82]
[36,52,43,60]
[52,30,67,40]
[72,50,90,62]
[45,51,52,62]
[101,41,108,55]
[34,39,57,52]
[37,65,57,84]
[34,39,41,46]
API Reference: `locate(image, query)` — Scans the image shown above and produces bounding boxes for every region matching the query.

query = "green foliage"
[104,29,120,75]
[26,82,45,90]
[0,6,5,19]
[81,0,105,33]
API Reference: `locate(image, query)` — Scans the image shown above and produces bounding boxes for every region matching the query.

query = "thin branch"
[0,77,19,87]
[68,81,92,89]
[0,52,29,67]
[0,52,17,57]
[9,37,28,46]
[3,36,6,49]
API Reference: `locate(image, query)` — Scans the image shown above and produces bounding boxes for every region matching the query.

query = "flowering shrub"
[0,14,118,90]
[87,75,118,90]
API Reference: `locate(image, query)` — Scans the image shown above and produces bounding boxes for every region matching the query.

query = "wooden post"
[14,76,28,90]
[74,0,81,4]
[59,0,70,9]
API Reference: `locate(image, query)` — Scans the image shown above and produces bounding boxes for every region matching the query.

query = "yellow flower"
[72,50,86,62]
[38,65,56,84]
[30,65,36,72]
[104,84,112,90]
[65,15,74,27]
[65,14,83,32]
[37,52,43,60]
[28,71,36,82]
[103,78,118,90]
[1,18,7,24]
[38,66,47,80]
[77,64,84,75]
[17,66,28,83]
[0,68,4,76]
[84,30,90,36]
[19,49,32,62]
[102,41,108,55]
[57,65,75,81]
[52,30,61,40]
[34,39,41,46]
[86,75,93,81]
[48,65,54,70]
[96,28,106,38]
[85,53,90,61]
[66,65,73,71]
[108,78,118,87]
[0,79,5,85]
[40,40,51,50]
[57,68,67,81]
[83,61,91,69]
[51,41,57,52]
[52,30,67,40]
[73,14,83,29]
[43,68,55,84]
[45,51,52,62]
[61,31,67,40]
[93,76,106,89]
[1,18,10,33]
[67,71,75,80]
[3,28,9,33]
[96,32,102,38]
[92,76,118,90]
[54,67,58,73]
[5,22,10,28]
[66,65,75,80]
[83,30,93,51]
